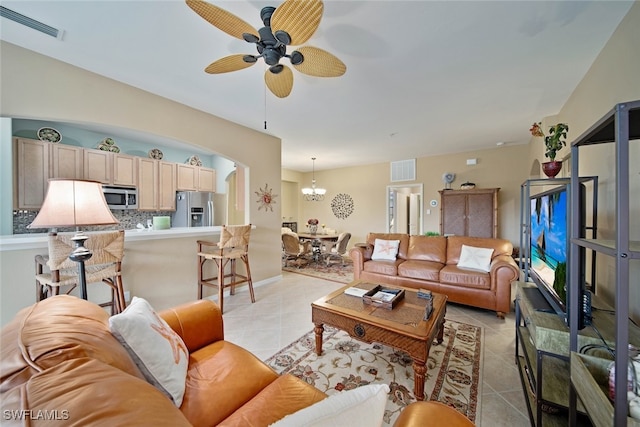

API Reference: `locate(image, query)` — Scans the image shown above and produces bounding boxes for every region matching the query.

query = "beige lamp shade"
[29,179,119,229]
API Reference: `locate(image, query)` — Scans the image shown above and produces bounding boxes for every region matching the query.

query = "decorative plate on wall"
[187,155,202,166]
[148,148,164,160]
[97,137,121,152]
[37,127,62,143]
[331,193,354,219]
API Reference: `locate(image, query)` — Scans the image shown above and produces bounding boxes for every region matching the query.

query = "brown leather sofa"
[0,295,439,426]
[350,233,520,318]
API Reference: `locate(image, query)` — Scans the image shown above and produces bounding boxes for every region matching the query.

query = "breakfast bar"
[0,227,227,326]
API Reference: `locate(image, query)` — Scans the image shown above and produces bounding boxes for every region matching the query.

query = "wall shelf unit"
[568,100,640,427]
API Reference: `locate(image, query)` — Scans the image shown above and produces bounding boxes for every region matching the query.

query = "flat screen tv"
[529,184,589,329]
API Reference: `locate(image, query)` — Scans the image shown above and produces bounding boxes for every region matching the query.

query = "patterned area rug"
[282,258,354,283]
[264,320,483,425]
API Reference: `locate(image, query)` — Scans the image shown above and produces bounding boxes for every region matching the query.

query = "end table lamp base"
[68,233,93,300]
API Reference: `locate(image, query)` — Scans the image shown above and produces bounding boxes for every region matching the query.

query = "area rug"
[282,258,354,284]
[264,320,483,425]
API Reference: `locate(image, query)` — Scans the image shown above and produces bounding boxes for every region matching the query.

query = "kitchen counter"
[0,227,223,251]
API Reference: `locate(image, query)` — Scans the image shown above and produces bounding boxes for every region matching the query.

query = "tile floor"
[210,272,531,426]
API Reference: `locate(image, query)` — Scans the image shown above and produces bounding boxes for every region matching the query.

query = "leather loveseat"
[0,295,442,426]
[350,233,520,318]
[0,295,327,426]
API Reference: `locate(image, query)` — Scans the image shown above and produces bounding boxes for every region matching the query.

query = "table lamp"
[28,179,119,300]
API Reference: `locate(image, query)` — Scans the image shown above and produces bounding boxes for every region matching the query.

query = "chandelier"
[302,157,326,201]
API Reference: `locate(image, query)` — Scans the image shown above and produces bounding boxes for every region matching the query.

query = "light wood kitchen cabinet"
[176,164,197,191]
[176,164,216,192]
[137,158,158,210]
[84,150,136,186]
[158,161,176,210]
[13,138,49,209]
[14,137,210,211]
[439,188,499,238]
[113,153,137,187]
[51,143,83,179]
[137,159,176,211]
[83,148,112,184]
[197,167,216,193]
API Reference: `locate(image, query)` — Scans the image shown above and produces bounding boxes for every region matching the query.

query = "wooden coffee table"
[311,281,447,401]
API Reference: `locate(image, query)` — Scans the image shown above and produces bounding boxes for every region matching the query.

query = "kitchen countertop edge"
[0,227,224,251]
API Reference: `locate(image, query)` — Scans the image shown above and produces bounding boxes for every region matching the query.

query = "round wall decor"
[331,193,354,219]
[37,127,62,143]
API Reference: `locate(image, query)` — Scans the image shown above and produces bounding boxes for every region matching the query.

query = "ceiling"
[0,1,634,172]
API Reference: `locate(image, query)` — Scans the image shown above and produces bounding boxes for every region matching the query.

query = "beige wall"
[549,2,640,321]
[283,1,640,321]
[0,41,283,324]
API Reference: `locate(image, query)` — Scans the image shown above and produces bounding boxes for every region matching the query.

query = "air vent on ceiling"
[0,6,63,40]
[390,159,416,182]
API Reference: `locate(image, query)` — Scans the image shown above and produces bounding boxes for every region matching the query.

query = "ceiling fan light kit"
[186,0,346,98]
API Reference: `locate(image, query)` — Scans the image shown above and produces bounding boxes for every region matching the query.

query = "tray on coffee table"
[362,285,405,309]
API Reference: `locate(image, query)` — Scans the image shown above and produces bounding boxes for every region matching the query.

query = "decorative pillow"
[457,244,494,273]
[109,297,188,407]
[371,239,400,261]
[269,384,390,427]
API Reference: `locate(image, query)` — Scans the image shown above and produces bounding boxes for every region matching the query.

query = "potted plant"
[530,122,569,177]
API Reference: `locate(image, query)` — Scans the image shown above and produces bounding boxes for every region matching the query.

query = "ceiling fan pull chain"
[264,75,268,130]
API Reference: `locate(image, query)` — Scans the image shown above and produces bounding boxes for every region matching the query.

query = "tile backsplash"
[13,210,174,234]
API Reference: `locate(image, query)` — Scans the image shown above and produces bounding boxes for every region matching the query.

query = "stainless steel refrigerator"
[172,191,218,227]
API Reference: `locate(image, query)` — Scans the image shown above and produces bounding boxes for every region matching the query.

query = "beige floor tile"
[480,393,530,426]
[222,271,530,426]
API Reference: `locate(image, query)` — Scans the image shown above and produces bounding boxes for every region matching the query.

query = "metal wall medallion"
[255,183,277,212]
[331,193,354,219]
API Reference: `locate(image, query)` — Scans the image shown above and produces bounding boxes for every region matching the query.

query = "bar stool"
[35,230,127,314]
[197,224,255,313]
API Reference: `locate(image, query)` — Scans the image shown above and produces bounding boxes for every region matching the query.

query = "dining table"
[296,233,340,264]
[296,233,340,241]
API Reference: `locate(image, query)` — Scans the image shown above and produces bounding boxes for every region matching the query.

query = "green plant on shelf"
[530,122,569,161]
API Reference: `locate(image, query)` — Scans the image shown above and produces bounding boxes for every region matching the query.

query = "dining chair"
[282,232,312,268]
[35,230,127,314]
[322,232,351,266]
[197,224,255,313]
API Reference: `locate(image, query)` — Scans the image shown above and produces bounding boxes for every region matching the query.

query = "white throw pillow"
[457,244,494,273]
[109,297,188,407]
[371,239,400,261]
[270,384,390,427]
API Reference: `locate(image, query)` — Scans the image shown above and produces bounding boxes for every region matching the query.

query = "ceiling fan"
[185,0,347,98]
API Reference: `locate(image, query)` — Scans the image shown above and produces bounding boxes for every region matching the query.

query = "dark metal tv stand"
[514,282,637,426]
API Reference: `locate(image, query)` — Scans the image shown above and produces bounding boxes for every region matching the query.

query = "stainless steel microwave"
[102,185,138,210]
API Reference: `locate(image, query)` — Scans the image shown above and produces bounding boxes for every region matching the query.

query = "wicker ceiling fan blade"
[271,0,323,46]
[205,55,256,74]
[293,46,346,77]
[186,0,258,41]
[265,66,294,98]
